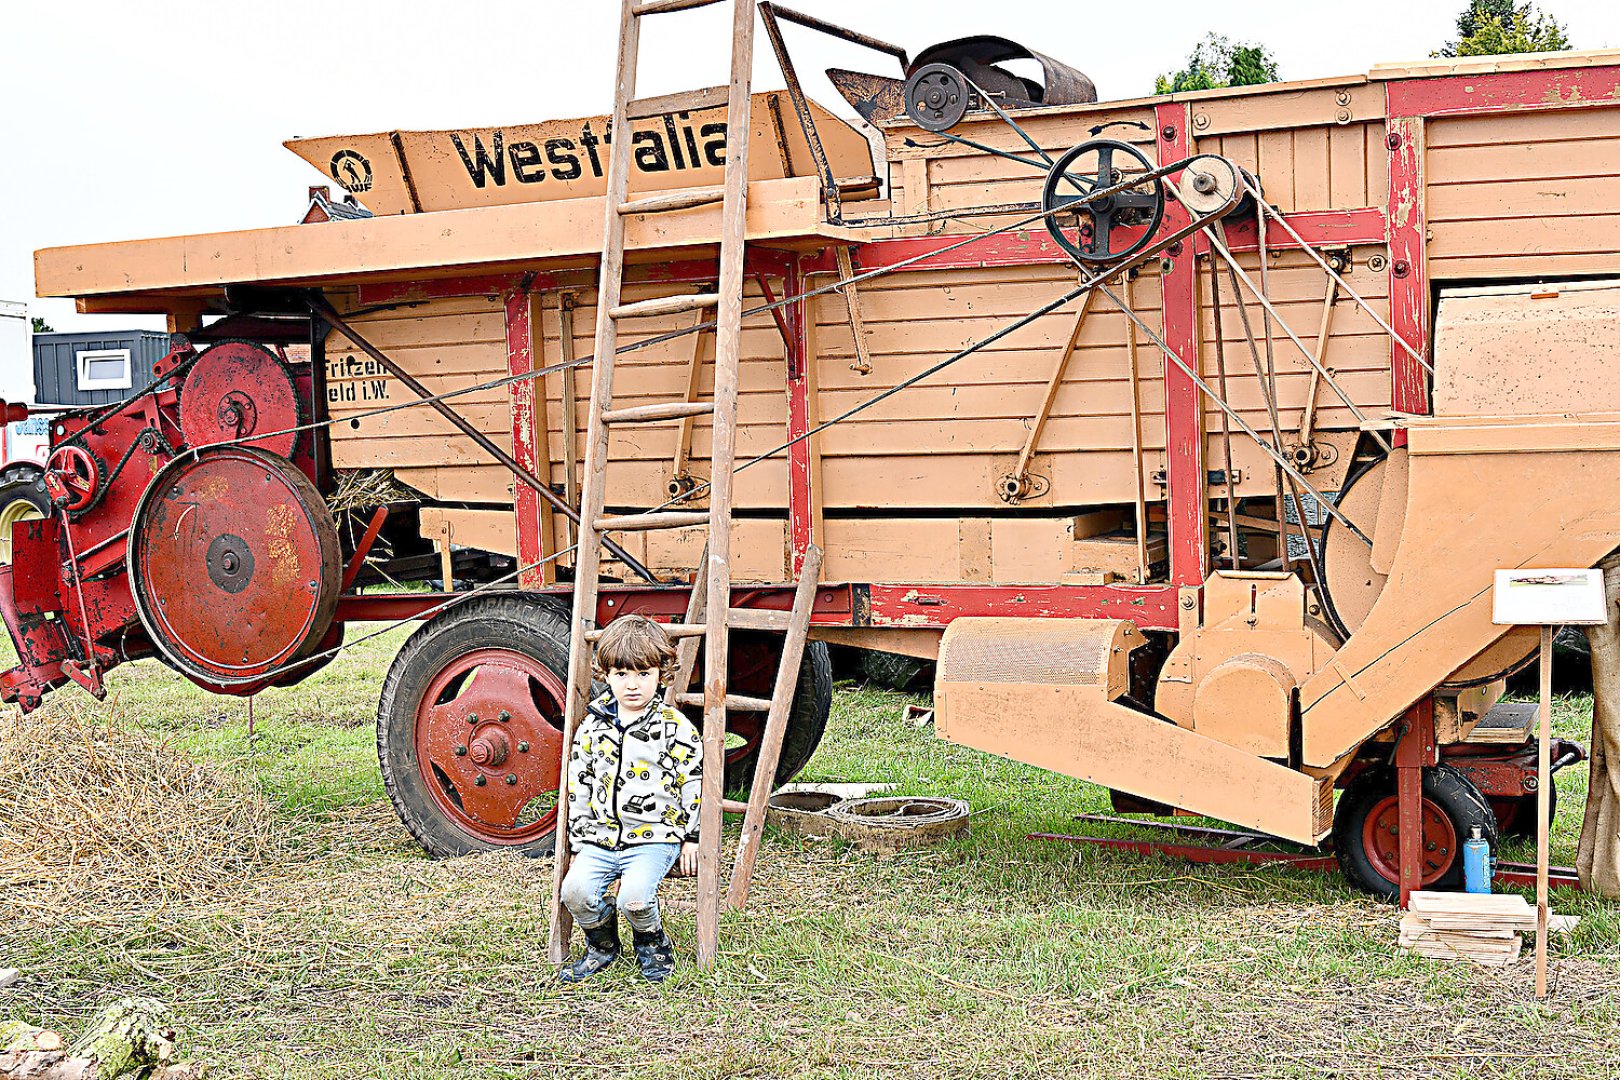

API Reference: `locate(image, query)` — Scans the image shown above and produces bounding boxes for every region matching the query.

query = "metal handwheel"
[1042,139,1167,265]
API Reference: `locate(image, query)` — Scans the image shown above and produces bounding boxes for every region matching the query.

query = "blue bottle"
[1463,824,1493,894]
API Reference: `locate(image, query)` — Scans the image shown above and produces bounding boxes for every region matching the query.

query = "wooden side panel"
[1203,122,1385,212]
[1426,108,1620,279]
[1199,246,1394,433]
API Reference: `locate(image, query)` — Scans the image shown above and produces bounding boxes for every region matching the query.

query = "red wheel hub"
[415,647,567,844]
[1363,794,1459,887]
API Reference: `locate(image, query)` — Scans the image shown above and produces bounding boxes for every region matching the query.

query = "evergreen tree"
[30,318,52,334]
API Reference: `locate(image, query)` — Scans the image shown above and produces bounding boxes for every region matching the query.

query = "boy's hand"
[676,842,699,877]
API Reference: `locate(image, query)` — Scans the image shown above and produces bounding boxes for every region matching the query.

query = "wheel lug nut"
[505,774,518,785]
[454,745,467,756]
[518,741,530,753]
[474,775,486,786]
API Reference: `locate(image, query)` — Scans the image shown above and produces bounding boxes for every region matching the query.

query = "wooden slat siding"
[1425,108,1620,279]
[1208,122,1387,213]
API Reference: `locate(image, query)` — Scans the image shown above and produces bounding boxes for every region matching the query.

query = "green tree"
[30,317,52,334]
[1436,1,1572,57]
[1155,34,1279,95]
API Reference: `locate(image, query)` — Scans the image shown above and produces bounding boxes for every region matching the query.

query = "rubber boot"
[632,927,676,982]
[559,912,620,983]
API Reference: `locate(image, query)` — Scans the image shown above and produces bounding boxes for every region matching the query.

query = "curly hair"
[592,614,678,685]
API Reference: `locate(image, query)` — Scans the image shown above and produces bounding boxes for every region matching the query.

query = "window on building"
[76,349,132,391]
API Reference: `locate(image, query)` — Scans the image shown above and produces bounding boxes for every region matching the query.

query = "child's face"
[606,667,661,713]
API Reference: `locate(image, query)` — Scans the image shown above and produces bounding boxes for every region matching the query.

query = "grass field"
[2,625,1618,1079]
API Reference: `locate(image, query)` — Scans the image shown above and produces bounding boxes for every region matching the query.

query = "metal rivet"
[1386,132,1402,151]
[1392,260,1411,278]
[454,745,467,756]
[505,774,518,785]
[499,710,511,722]
[474,775,486,786]
[518,741,530,753]
[467,713,479,725]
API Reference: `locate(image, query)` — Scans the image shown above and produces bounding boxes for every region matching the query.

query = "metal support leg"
[1394,697,1437,908]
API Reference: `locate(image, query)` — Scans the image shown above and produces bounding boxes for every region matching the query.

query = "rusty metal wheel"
[1332,764,1497,900]
[377,593,571,858]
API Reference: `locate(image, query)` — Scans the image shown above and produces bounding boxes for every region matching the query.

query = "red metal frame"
[783,255,815,574]
[1385,63,1620,119]
[1156,101,1206,587]
[504,288,546,587]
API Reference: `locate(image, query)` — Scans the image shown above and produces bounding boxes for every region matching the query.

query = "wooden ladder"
[547,0,809,971]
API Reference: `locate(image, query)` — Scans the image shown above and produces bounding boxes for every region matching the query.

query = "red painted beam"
[358,273,537,305]
[1216,207,1386,253]
[1156,101,1206,588]
[1385,63,1620,119]
[783,256,815,575]
[504,288,546,586]
[863,583,1181,631]
[1384,115,1431,415]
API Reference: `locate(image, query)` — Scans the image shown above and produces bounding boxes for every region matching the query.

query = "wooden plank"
[727,544,823,910]
[36,176,830,300]
[626,85,729,121]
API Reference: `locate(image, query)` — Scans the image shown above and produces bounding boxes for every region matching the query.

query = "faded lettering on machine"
[449,117,728,189]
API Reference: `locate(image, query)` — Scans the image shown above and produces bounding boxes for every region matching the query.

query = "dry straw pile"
[0,708,275,912]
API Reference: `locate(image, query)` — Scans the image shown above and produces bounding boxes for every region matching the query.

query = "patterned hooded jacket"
[565,690,703,852]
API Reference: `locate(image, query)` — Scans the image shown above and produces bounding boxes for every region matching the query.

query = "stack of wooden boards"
[1399,891,1579,967]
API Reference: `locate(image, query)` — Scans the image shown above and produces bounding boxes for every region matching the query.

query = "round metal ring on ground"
[179,339,301,457]
[128,446,340,686]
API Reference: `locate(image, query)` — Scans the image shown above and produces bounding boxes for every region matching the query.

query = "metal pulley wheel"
[43,444,104,514]
[1042,139,1167,265]
[179,339,301,456]
[128,446,341,687]
[1176,155,1243,217]
[904,62,972,132]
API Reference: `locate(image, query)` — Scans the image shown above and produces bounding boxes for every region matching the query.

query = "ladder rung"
[609,293,721,320]
[727,608,792,632]
[603,401,715,424]
[676,692,774,712]
[626,85,730,121]
[632,0,724,14]
[619,186,725,216]
[594,511,711,532]
[587,621,706,642]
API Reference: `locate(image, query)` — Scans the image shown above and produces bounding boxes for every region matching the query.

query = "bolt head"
[505,774,518,785]
[474,775,486,787]
[518,741,530,753]
[466,713,478,725]
[1180,596,1197,610]
[454,745,467,756]
[498,710,511,722]
[1386,132,1402,151]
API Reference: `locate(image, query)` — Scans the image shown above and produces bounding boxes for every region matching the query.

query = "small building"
[301,185,373,224]
[31,330,169,409]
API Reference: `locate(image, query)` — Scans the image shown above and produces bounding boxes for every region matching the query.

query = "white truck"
[0,302,49,562]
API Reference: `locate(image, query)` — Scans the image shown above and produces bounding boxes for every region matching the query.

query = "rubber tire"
[720,637,833,792]
[0,463,51,564]
[1333,764,1498,901]
[1496,783,1557,840]
[858,649,934,692]
[377,592,572,859]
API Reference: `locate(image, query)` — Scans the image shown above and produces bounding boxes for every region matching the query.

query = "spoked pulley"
[1042,139,1167,265]
[128,446,341,687]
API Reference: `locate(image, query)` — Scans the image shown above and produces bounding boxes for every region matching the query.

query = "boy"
[558,615,702,983]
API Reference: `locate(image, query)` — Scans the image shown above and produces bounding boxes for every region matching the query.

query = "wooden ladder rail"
[547,0,755,972]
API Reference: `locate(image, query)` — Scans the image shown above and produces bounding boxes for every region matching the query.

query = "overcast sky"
[2,0,1614,335]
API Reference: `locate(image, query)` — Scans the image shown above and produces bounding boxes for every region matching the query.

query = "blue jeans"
[560,842,682,934]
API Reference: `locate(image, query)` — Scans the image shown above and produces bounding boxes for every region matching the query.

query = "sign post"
[1492,568,1607,999]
